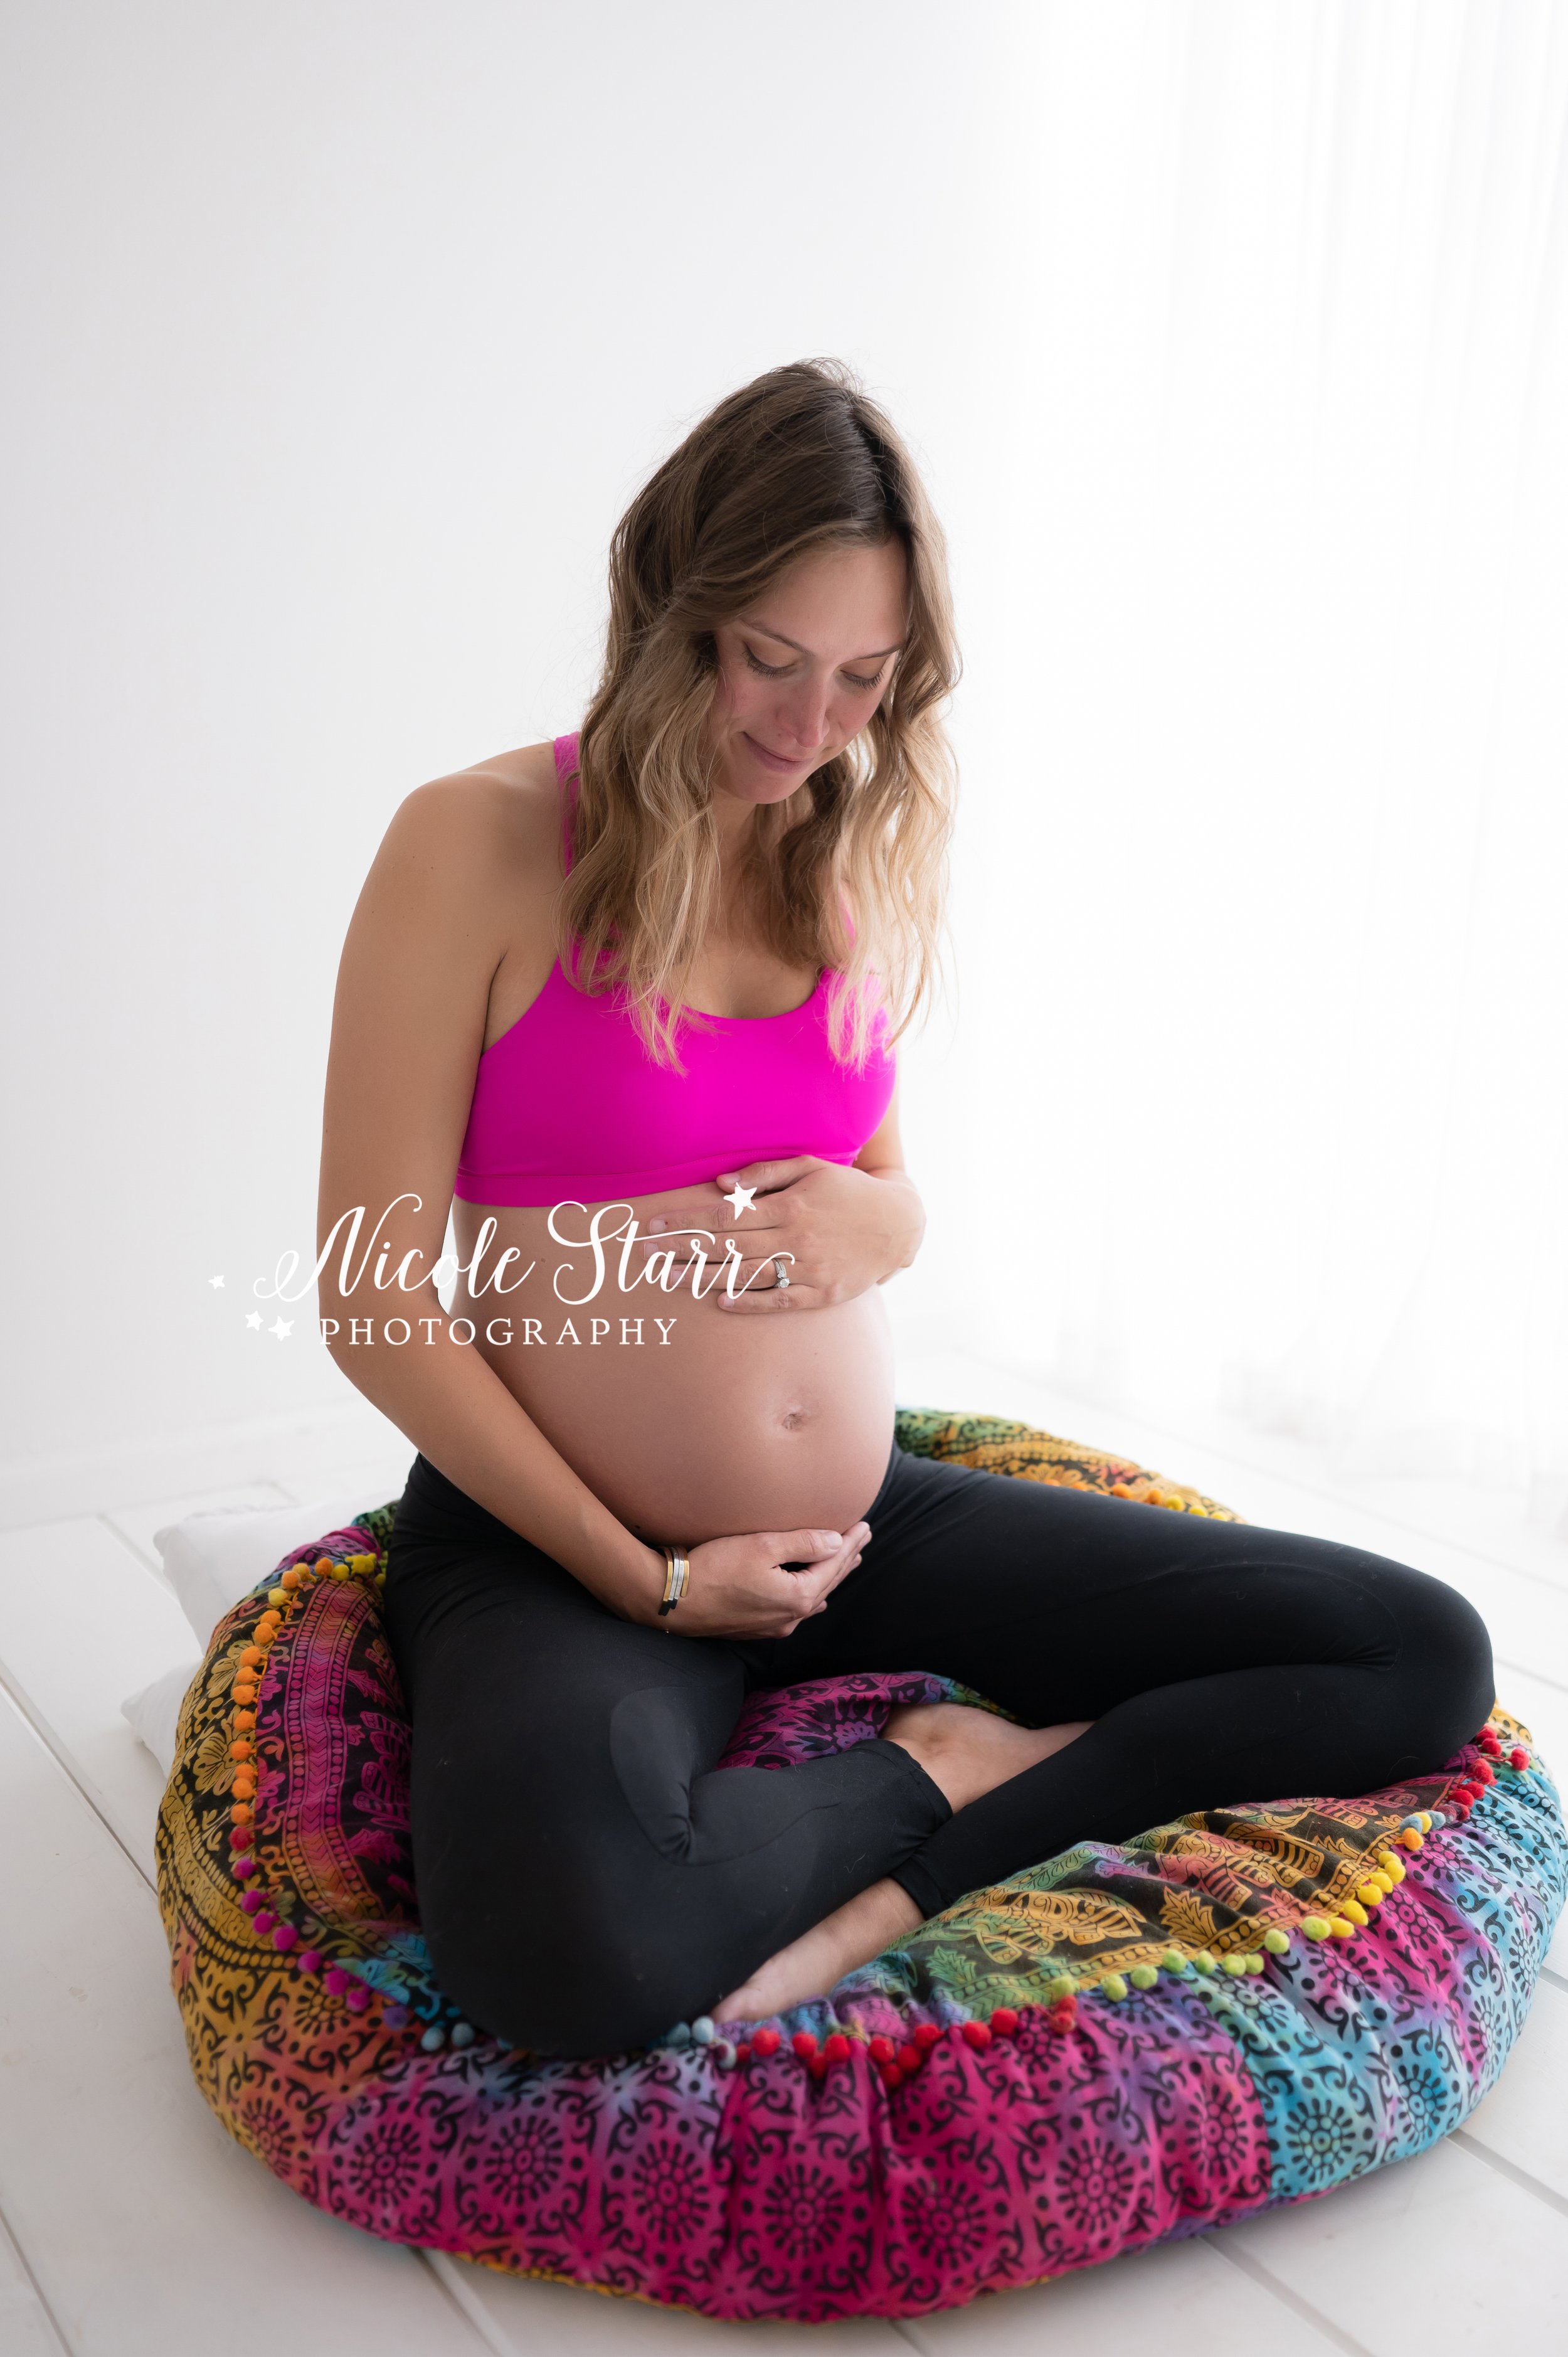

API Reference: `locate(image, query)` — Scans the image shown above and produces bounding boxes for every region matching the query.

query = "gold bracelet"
[657,1545,690,1620]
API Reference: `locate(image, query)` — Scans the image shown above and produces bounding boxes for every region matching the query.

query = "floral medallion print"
[153,1419,1568,2323]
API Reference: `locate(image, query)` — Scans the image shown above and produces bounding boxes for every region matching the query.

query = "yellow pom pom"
[1340,1898,1369,1925]
[1370,1870,1395,1894]
[267,1587,288,1608]
[1328,1917,1355,1939]
[1356,1883,1384,1908]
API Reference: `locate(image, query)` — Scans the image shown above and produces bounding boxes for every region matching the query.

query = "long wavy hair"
[562,359,959,1070]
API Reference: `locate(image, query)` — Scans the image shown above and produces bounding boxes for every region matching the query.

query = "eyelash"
[743,646,884,693]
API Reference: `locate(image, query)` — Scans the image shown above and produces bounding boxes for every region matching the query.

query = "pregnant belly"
[452,1196,897,1544]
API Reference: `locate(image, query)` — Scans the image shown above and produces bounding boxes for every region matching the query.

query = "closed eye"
[743,645,886,693]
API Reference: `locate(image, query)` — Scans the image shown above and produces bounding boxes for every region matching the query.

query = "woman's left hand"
[638,1156,924,1311]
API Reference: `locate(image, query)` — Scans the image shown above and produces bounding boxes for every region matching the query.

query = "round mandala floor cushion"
[157,1409,1568,2324]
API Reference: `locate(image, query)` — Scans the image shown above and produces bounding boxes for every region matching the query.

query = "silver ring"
[771,1255,791,1290]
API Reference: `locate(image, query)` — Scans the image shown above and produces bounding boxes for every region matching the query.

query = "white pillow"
[122,1657,203,1775]
[154,1489,394,1647]
[120,1486,403,1772]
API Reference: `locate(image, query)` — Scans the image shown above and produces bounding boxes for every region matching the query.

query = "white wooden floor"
[3,1346,1565,2357]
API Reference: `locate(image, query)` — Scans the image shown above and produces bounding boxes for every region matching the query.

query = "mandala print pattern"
[156,1410,1567,2324]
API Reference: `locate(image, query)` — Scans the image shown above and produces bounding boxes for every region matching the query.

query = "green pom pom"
[1129,1964,1159,1990]
[1099,1972,1128,2001]
[1191,1950,1216,1974]
[1160,1949,1192,1976]
[1263,1928,1291,1954]
[1221,1954,1248,1977]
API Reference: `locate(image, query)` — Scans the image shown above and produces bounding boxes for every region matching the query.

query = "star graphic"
[268,1317,294,1340]
[723,1182,757,1219]
[245,1312,263,1331]
[208,1274,225,1288]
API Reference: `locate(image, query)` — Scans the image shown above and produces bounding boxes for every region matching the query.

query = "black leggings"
[384,1437,1492,2059]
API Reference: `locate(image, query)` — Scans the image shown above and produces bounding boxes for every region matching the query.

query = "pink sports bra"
[452,733,897,1206]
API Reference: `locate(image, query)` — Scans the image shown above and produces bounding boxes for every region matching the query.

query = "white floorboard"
[1213,2135,1568,2344]
[898,2235,1337,2355]
[0,1515,192,1877]
[0,2211,68,2357]
[3,1356,1565,2353]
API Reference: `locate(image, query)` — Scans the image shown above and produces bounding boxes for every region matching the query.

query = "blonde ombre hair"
[561,359,959,1071]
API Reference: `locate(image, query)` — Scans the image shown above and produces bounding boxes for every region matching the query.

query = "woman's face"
[705,537,908,807]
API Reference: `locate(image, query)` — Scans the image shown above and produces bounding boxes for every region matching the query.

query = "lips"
[744,733,814,773]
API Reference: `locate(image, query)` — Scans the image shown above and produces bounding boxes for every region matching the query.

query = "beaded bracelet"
[658,1544,690,1618]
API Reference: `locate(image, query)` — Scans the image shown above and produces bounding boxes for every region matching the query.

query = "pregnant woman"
[318,359,1492,2058]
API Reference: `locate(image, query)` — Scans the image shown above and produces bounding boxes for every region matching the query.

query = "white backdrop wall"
[3,3,1565,1528]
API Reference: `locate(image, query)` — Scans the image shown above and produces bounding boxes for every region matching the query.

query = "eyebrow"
[741,619,905,662]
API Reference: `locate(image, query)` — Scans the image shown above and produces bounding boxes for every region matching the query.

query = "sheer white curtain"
[901,1,1568,1530]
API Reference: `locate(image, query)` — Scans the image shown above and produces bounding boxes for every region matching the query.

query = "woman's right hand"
[630,1522,871,1639]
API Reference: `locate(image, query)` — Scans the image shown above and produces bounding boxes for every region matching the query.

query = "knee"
[1388,1564,1494,1762]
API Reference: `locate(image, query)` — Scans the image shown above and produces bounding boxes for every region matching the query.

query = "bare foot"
[713,1878,922,2024]
[882,1701,1092,1811]
[712,1707,1093,2023]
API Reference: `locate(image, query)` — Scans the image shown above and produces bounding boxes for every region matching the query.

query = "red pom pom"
[990,2007,1019,2036]
[792,2031,818,2062]
[734,2042,751,2065]
[913,2023,941,2050]
[808,2054,828,2080]
[896,2043,922,2073]
[228,1826,253,1850]
[1511,1748,1530,1770]
[869,2035,896,2065]
[1475,1759,1496,1784]
[750,2028,780,2057]
[823,2033,850,2064]
[879,2063,903,2090]
[961,2020,992,2050]
[1047,2003,1076,2034]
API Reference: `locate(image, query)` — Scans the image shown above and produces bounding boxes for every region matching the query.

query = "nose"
[778,671,833,753]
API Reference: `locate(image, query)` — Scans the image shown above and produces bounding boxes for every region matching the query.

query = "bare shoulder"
[381,739,564,895]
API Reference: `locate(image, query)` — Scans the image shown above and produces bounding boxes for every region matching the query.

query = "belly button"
[780,1407,808,1432]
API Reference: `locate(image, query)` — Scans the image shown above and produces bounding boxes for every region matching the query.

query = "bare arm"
[317,768,862,1636]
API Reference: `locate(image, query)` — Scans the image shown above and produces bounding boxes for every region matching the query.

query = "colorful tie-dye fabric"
[156,1410,1566,2324]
